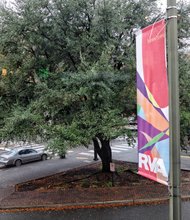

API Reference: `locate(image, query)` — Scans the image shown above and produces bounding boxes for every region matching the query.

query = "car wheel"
[15,160,22,167]
[41,154,47,161]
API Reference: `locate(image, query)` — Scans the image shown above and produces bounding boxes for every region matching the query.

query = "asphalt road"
[0,140,137,202]
[0,140,189,202]
[0,140,190,220]
[0,152,96,202]
[0,140,137,185]
[1,202,190,220]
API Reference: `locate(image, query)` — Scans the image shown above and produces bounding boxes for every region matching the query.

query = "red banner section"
[136,20,169,185]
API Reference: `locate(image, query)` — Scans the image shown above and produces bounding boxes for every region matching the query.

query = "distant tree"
[2,0,189,171]
[0,0,160,73]
[178,1,190,148]
[179,55,190,149]
[0,71,134,172]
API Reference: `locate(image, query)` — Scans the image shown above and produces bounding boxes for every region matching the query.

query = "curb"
[0,197,170,213]
[1,195,190,213]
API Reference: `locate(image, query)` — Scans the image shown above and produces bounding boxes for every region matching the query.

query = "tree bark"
[92,136,112,172]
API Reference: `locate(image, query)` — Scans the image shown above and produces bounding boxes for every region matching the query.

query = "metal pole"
[167,0,181,220]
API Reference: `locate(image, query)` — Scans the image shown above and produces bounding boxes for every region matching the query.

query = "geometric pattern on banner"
[136,19,169,185]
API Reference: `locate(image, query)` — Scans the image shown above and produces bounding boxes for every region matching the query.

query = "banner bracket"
[168,183,172,196]
[166,6,177,10]
[167,15,178,20]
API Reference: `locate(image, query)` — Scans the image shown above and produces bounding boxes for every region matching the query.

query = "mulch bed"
[1,161,190,208]
[15,161,162,192]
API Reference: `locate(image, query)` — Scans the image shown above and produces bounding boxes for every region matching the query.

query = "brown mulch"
[15,161,161,192]
[1,161,190,208]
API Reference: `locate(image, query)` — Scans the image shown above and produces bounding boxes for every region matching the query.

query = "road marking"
[76,156,89,160]
[111,149,121,153]
[32,146,45,150]
[181,155,190,159]
[1,143,137,164]
[111,147,129,151]
[112,144,133,149]
[79,152,94,157]
[84,160,92,163]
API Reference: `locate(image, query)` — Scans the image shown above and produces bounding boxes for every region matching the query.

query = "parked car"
[0,147,48,167]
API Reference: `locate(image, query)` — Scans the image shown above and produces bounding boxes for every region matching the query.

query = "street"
[0,0,189,219]
[0,140,190,220]
[0,138,189,192]
[0,139,137,202]
[1,201,190,220]
[0,139,190,203]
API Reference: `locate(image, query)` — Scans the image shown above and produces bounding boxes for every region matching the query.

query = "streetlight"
[167,0,181,219]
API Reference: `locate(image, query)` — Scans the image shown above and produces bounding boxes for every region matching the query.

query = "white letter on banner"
[139,153,149,170]
[155,158,167,177]
[148,156,158,173]
[139,153,167,177]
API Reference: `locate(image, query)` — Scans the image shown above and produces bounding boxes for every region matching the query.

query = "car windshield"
[3,149,17,156]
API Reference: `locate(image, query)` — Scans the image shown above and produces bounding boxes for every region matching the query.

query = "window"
[18,150,26,155]
[26,149,37,154]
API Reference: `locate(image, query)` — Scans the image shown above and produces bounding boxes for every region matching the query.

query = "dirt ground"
[2,160,190,208]
[16,161,161,192]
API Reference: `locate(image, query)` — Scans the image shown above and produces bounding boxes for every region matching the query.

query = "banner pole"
[167,0,181,220]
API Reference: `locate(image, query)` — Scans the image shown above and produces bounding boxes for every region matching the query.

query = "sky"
[158,0,190,10]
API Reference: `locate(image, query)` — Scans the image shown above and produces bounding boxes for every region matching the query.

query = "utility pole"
[167,0,181,219]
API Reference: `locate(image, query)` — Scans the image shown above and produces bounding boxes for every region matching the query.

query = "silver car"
[0,148,48,167]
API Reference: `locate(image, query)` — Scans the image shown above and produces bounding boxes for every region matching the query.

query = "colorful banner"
[136,19,169,185]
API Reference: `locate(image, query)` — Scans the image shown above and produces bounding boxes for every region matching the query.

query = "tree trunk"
[92,137,112,172]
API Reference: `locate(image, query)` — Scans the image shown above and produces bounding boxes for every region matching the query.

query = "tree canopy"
[0,0,189,170]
